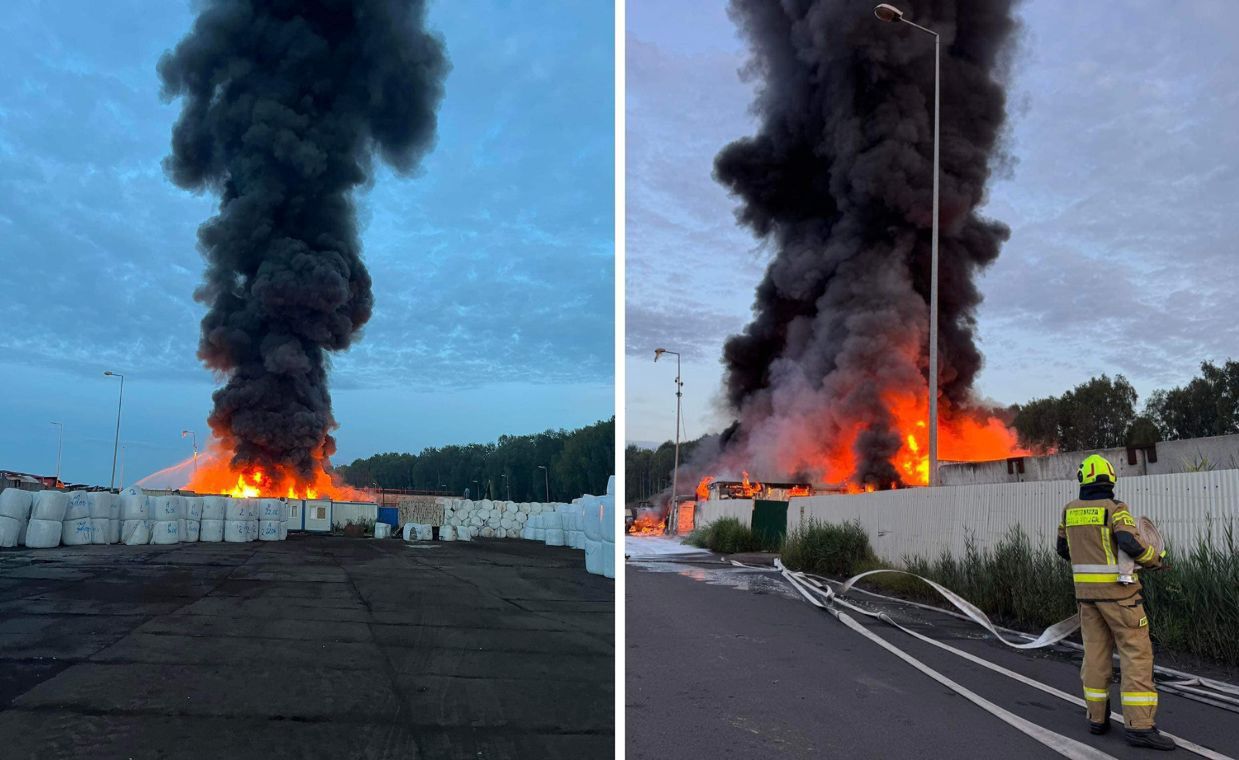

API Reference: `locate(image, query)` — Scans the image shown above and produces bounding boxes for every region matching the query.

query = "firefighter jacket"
[1057,494,1161,600]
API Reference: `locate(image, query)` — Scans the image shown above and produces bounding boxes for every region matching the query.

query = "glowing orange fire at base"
[629,508,666,536]
[141,441,369,501]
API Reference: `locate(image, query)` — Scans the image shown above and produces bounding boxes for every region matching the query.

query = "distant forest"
[335,418,614,502]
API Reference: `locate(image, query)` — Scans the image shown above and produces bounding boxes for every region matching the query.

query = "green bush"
[780,520,877,577]
[685,517,776,554]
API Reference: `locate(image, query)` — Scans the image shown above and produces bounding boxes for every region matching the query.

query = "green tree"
[1013,374,1137,452]
[1145,360,1239,441]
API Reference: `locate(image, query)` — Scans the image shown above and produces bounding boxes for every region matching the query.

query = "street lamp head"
[874,3,904,22]
[654,348,666,362]
[104,371,114,376]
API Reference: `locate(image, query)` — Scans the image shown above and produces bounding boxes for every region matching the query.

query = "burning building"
[157,0,448,498]
[699,0,1025,491]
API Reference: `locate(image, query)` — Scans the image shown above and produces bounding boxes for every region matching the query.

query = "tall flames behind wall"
[159,0,448,496]
[711,0,1023,489]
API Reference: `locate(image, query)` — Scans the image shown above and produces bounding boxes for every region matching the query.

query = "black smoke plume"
[712,0,1018,487]
[159,0,448,488]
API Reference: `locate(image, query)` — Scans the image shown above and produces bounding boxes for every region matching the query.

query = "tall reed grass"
[778,519,1239,666]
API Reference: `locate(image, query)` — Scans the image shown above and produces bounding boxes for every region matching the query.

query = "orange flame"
[738,471,763,498]
[141,440,368,500]
[629,508,665,536]
[695,476,714,501]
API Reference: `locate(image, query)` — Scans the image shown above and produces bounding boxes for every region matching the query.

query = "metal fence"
[697,469,1239,563]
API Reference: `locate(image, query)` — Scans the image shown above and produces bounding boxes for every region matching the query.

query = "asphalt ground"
[626,543,1239,760]
[0,534,613,759]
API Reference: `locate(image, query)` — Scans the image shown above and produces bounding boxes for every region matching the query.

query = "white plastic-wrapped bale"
[0,489,33,548]
[121,519,150,545]
[440,525,456,541]
[479,526,495,538]
[201,496,226,522]
[258,499,283,521]
[151,496,178,522]
[259,520,281,541]
[62,517,93,546]
[456,525,473,541]
[0,489,34,522]
[0,515,22,547]
[530,502,545,514]
[151,518,180,545]
[224,520,248,543]
[200,519,225,542]
[24,518,62,548]
[31,491,69,522]
[183,519,200,542]
[64,491,91,521]
[119,487,149,521]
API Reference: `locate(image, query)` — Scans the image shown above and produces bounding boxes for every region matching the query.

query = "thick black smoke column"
[159,0,447,487]
[713,0,1018,487]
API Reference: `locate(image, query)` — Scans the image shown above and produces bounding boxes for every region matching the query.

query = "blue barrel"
[376,507,399,529]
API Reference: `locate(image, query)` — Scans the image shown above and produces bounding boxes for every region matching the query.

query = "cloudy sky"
[626,0,1239,446]
[0,0,614,486]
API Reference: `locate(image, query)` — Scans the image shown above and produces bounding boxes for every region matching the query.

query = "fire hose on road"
[772,558,1236,760]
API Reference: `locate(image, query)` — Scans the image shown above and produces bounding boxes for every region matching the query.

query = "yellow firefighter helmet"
[1077,454,1117,485]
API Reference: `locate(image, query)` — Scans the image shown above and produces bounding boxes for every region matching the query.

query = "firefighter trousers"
[1079,596,1158,729]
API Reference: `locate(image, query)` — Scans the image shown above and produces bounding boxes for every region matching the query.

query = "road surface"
[626,537,1238,760]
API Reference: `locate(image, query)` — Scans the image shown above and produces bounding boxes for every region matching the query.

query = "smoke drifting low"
[159,0,448,488]
[711,0,1020,487]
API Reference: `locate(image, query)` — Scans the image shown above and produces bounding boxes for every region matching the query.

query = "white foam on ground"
[625,535,711,559]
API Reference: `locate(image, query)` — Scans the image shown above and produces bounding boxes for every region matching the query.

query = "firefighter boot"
[1126,727,1176,751]
[1089,700,1110,735]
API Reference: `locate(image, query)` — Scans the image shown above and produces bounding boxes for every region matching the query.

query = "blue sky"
[0,0,614,486]
[626,0,1239,445]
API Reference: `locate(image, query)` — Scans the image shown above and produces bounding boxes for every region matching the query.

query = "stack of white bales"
[119,486,150,545]
[26,491,67,548]
[0,489,33,548]
[200,496,226,542]
[183,497,201,542]
[582,493,604,575]
[258,498,283,541]
[150,495,181,545]
[224,498,250,542]
[62,491,94,546]
[90,492,119,544]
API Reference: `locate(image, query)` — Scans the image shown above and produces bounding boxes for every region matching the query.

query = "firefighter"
[1056,454,1174,750]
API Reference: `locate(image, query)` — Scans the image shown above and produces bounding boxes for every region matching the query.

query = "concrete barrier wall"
[702,469,1239,562]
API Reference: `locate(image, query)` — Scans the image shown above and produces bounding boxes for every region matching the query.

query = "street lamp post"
[537,465,550,503]
[654,348,683,532]
[181,430,198,474]
[875,3,940,486]
[50,421,63,485]
[501,473,511,501]
[103,371,125,490]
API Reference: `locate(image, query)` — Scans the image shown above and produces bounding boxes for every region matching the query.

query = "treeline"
[625,437,708,504]
[336,418,614,502]
[1012,360,1239,453]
